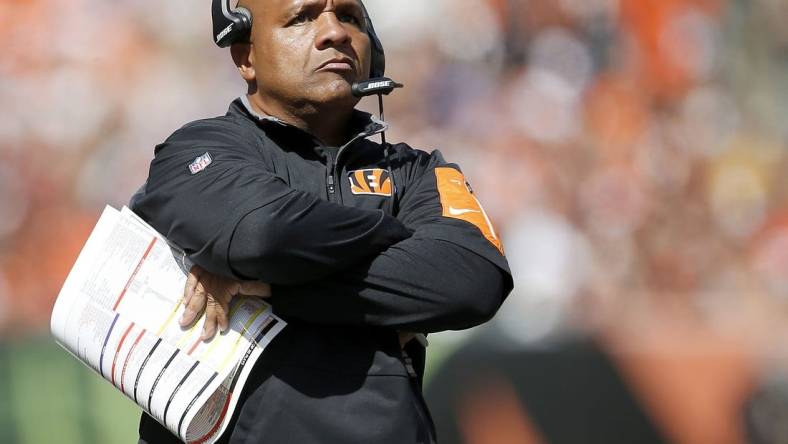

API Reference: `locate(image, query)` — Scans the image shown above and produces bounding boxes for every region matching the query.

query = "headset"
[212,0,387,79]
[211,0,403,211]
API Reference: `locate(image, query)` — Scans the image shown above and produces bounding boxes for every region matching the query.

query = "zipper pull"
[327,174,335,194]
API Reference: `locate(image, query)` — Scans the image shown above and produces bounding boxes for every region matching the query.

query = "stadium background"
[1,0,787,442]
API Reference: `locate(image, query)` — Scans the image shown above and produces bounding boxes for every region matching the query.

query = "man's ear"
[231,43,256,83]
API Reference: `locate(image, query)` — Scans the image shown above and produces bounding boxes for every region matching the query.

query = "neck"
[246,93,356,146]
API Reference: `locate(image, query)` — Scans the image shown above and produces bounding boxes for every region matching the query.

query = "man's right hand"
[180,265,271,341]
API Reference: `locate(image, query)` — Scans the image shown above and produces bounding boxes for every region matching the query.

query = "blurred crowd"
[1,0,788,442]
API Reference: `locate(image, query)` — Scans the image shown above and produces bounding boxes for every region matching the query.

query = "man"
[132,0,512,442]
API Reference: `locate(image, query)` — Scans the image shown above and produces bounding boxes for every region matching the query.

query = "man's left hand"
[180,265,271,341]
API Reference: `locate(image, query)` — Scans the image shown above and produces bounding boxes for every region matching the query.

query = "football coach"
[131,0,513,442]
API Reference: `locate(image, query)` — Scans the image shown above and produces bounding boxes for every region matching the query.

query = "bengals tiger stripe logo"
[348,169,392,197]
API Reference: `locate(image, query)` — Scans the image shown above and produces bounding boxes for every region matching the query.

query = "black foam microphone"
[351,78,404,98]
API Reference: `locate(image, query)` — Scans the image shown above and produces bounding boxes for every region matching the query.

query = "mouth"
[315,57,355,73]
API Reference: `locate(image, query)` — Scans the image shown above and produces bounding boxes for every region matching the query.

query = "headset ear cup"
[212,0,253,47]
[360,2,385,78]
[368,29,386,78]
[234,6,253,35]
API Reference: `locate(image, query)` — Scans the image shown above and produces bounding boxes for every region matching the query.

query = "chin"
[312,79,359,108]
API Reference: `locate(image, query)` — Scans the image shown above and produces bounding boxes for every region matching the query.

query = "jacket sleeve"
[132,119,412,284]
[268,149,513,332]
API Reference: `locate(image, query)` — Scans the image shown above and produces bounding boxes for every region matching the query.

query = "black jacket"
[133,97,512,443]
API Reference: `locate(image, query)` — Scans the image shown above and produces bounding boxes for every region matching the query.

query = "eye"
[338,13,364,28]
[291,12,310,25]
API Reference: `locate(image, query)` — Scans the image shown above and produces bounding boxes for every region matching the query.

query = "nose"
[315,12,351,50]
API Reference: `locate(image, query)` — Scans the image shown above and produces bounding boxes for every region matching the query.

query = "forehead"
[262,0,363,12]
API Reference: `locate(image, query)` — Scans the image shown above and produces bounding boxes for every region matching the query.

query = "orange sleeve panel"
[435,167,504,255]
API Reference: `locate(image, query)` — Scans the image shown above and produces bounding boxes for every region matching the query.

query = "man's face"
[243,0,373,109]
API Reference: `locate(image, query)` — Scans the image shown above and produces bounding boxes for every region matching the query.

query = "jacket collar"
[230,96,388,148]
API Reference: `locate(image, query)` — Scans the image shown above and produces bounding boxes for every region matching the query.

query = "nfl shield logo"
[188,153,213,175]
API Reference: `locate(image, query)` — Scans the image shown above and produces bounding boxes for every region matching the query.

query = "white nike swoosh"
[448,207,481,216]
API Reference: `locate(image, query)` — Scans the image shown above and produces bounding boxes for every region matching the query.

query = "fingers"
[179,266,257,342]
[180,281,207,328]
[238,281,271,297]
[183,265,203,308]
[201,292,231,341]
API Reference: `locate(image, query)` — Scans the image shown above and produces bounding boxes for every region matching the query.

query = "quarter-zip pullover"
[132,97,512,444]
